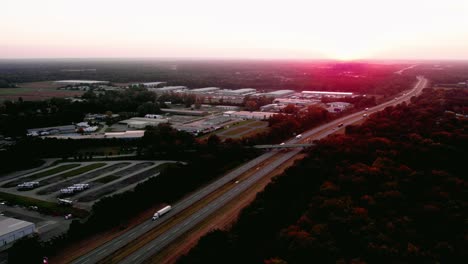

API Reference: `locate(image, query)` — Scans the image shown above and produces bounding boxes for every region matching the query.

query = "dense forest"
[178,88,468,264]
[0,60,414,94]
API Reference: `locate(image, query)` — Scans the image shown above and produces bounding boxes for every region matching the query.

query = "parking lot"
[0,160,177,213]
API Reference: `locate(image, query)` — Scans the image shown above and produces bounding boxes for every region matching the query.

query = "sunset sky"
[2,0,468,60]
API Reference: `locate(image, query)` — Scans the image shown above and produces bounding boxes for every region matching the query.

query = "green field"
[2,164,81,188]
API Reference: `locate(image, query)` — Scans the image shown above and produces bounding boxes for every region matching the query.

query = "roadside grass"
[2,164,81,188]
[197,120,252,140]
[0,191,89,218]
[222,126,251,136]
[246,120,268,128]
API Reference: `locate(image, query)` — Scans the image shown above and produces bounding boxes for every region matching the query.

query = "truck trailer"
[152,205,172,220]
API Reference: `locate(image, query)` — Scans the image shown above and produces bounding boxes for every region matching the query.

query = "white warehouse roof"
[302,91,353,95]
[55,80,109,85]
[0,216,35,238]
[190,87,220,92]
[264,90,295,97]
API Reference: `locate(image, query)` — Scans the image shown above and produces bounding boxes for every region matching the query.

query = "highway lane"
[71,76,427,264]
[122,76,428,263]
[120,150,301,264]
[71,152,278,264]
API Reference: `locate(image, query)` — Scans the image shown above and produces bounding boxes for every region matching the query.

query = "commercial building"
[134,82,167,88]
[217,88,257,96]
[0,216,35,247]
[118,117,169,129]
[273,98,321,106]
[148,86,187,94]
[263,90,296,98]
[326,102,353,112]
[301,91,354,97]
[223,111,278,120]
[160,108,208,116]
[27,125,76,136]
[55,80,109,85]
[188,87,220,94]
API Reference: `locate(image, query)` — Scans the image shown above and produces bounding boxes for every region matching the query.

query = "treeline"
[0,87,159,136]
[0,137,137,175]
[178,88,467,264]
[0,60,414,94]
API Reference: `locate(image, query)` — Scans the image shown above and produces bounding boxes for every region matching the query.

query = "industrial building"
[118,117,169,129]
[0,216,35,247]
[301,91,354,97]
[218,88,257,96]
[27,125,76,136]
[273,98,321,106]
[263,90,296,97]
[148,86,187,94]
[223,111,278,120]
[188,87,221,94]
[326,102,353,112]
[55,80,109,85]
[160,108,208,116]
[134,82,167,88]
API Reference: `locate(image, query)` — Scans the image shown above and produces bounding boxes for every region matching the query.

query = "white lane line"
[96,249,107,256]
[132,253,142,261]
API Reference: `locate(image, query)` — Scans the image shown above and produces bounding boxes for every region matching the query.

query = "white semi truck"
[152,205,172,220]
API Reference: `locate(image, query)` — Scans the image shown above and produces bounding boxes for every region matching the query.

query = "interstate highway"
[70,76,427,264]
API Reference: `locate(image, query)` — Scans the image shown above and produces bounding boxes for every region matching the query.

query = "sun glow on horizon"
[2,0,468,60]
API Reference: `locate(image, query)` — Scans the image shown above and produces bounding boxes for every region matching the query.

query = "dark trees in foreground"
[178,88,468,264]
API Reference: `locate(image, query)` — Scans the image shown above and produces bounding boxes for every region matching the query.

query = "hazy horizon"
[3,0,468,60]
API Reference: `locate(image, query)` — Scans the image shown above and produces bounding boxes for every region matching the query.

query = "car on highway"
[295,134,302,139]
[364,107,369,111]
[338,123,344,127]
[64,214,73,220]
[280,142,285,145]
[363,114,368,117]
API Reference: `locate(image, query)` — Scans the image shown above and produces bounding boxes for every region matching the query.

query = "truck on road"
[152,205,172,220]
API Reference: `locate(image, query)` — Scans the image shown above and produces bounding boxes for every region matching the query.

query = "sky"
[2,0,468,60]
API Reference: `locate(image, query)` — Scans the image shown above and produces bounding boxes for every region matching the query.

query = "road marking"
[129,231,137,237]
[132,253,142,261]
[96,249,107,256]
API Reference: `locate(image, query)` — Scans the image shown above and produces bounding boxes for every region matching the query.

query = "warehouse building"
[27,125,76,136]
[301,91,354,97]
[0,216,35,247]
[133,82,167,88]
[263,90,295,98]
[148,86,187,94]
[55,80,109,85]
[188,87,220,94]
[118,117,169,129]
[223,111,278,120]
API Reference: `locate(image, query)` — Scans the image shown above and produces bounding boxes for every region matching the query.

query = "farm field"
[0,81,83,101]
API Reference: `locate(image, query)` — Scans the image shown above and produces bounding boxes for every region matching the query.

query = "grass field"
[0,191,89,218]
[0,81,83,101]
[222,126,251,136]
[2,164,81,188]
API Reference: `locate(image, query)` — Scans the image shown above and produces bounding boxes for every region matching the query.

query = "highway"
[70,76,427,264]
